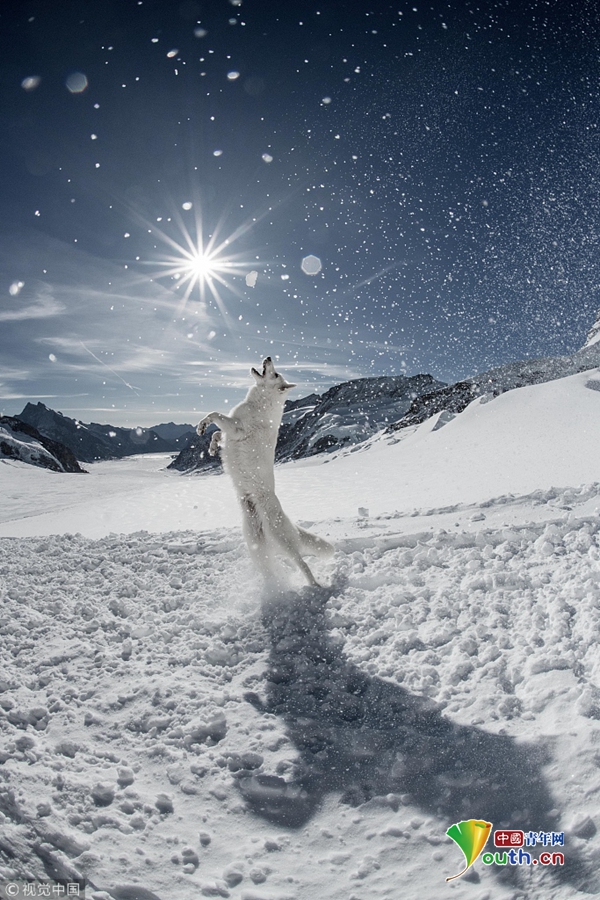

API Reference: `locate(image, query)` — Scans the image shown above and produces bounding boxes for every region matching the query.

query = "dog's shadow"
[239,583,595,892]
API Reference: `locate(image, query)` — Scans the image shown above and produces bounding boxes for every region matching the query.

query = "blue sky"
[1,0,599,426]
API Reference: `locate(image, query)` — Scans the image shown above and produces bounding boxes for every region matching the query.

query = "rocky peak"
[582,309,600,350]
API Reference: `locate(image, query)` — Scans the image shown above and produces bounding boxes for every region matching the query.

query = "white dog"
[197,357,333,586]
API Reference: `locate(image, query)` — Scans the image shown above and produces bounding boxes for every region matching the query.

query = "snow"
[1,369,600,898]
[289,367,600,517]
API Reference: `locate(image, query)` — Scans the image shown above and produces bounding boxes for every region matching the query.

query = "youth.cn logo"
[445,820,565,881]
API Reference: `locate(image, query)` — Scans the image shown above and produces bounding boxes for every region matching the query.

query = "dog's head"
[251,357,296,392]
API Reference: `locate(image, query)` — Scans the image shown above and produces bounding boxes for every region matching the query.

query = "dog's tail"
[297,526,334,559]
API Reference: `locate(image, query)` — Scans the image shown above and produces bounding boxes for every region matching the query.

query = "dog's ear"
[251,367,263,382]
[280,381,296,391]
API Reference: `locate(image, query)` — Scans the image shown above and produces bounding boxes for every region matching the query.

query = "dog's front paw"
[197,416,212,436]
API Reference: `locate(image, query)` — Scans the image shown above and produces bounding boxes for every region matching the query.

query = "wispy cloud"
[0,393,60,401]
[0,289,65,322]
[183,357,366,391]
[0,367,32,382]
[36,337,185,381]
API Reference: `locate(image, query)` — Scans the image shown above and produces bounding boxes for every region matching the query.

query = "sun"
[152,230,245,312]
[168,245,223,293]
[137,200,260,323]
[188,251,217,281]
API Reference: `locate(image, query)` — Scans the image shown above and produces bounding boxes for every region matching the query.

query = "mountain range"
[168,308,600,473]
[3,309,599,473]
[14,403,195,464]
[387,332,600,436]
[167,373,446,473]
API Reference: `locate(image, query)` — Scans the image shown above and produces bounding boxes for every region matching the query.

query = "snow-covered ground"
[1,369,600,899]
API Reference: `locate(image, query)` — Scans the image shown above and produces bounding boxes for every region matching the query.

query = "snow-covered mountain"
[0,416,86,473]
[169,322,600,474]
[168,373,445,473]
[583,307,600,349]
[387,327,600,435]
[16,403,195,463]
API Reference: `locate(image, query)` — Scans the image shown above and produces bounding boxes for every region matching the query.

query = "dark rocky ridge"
[0,417,86,473]
[167,373,445,474]
[276,374,444,461]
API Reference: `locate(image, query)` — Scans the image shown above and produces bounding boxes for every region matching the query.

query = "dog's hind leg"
[291,553,319,588]
[270,533,320,587]
[239,493,321,587]
[239,496,274,579]
[263,498,321,586]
